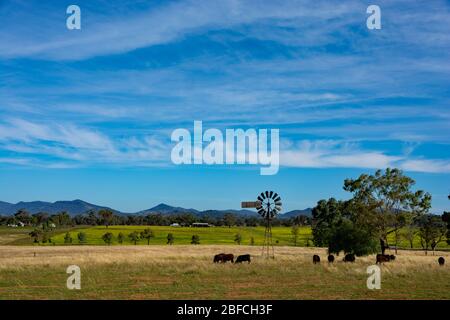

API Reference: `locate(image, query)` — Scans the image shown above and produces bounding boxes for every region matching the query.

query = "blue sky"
[0,0,449,213]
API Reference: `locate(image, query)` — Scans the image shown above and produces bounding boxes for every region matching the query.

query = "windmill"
[242,191,282,258]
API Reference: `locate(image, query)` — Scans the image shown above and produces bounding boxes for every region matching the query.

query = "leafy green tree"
[86,210,98,225]
[442,211,450,245]
[306,237,311,247]
[418,214,447,255]
[29,229,41,243]
[117,232,125,244]
[234,233,242,245]
[343,168,431,254]
[191,234,200,245]
[128,231,140,245]
[15,209,31,226]
[42,233,49,243]
[33,212,49,227]
[102,232,114,245]
[311,198,345,247]
[291,225,300,246]
[223,213,236,228]
[77,232,87,244]
[327,219,379,256]
[312,197,379,256]
[145,214,167,226]
[167,233,174,245]
[98,209,114,228]
[52,211,71,226]
[140,228,155,245]
[64,232,73,244]
[402,225,418,249]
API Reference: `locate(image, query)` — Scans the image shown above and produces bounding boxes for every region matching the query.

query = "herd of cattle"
[213,252,446,266]
[312,253,446,266]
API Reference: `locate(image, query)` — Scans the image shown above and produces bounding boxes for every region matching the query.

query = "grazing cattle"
[327,254,335,263]
[343,254,355,262]
[313,255,320,264]
[213,253,226,263]
[438,257,445,266]
[376,254,391,264]
[235,254,251,264]
[389,255,396,261]
[221,254,234,263]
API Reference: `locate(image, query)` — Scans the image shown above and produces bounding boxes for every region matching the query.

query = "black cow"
[313,254,320,264]
[327,254,335,263]
[235,254,251,264]
[376,254,390,264]
[389,255,396,261]
[438,257,445,266]
[343,254,355,262]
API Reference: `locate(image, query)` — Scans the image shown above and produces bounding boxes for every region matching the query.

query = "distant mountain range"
[0,200,312,219]
[0,199,119,216]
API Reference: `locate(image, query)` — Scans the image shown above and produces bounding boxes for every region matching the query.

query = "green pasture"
[49,225,313,246]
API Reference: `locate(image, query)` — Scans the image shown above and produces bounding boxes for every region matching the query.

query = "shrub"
[102,232,114,245]
[191,234,200,245]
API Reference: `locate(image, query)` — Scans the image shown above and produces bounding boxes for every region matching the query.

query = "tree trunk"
[380,238,386,255]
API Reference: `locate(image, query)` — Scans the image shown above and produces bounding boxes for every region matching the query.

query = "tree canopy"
[312,168,434,255]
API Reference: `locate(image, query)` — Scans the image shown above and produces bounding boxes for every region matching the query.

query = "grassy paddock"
[0,245,449,299]
[45,226,313,246]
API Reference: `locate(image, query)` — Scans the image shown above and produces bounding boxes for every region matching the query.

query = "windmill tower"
[242,191,282,259]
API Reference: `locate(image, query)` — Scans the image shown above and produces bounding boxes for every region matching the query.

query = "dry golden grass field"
[0,245,449,300]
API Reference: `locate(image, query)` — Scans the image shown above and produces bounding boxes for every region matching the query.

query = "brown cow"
[213,253,226,263]
[313,255,320,264]
[221,254,234,263]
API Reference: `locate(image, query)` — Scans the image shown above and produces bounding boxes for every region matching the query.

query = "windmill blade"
[265,191,269,198]
[273,192,278,199]
[260,192,266,199]
[257,196,263,202]
[275,206,282,212]
[275,201,282,206]
[274,196,281,202]
[258,208,266,214]
[269,191,273,198]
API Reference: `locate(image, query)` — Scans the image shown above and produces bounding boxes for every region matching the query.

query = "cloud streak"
[1,119,449,174]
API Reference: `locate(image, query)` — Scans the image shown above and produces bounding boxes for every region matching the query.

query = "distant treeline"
[0,209,311,228]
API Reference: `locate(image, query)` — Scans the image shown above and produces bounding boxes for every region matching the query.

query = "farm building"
[192,222,211,227]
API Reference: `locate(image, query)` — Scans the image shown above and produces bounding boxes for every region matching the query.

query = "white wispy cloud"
[280,140,450,173]
[0,0,360,60]
[1,119,449,174]
[400,159,450,174]
[0,118,169,166]
[280,140,401,169]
